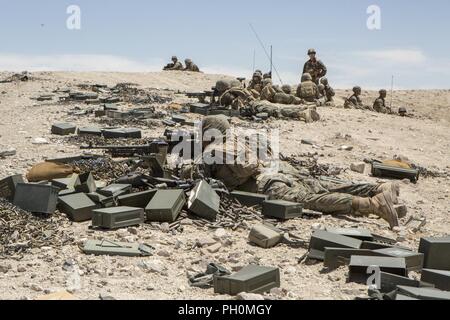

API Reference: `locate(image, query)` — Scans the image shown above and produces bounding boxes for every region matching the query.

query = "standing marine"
[303,49,327,84]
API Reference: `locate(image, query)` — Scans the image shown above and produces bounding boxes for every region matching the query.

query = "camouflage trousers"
[248,101,319,122]
[256,162,380,216]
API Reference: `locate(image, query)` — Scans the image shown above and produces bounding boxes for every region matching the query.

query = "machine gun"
[80,140,168,158]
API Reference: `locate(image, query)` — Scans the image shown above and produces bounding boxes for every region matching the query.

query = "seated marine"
[184,59,201,72]
[296,73,320,103]
[344,86,373,110]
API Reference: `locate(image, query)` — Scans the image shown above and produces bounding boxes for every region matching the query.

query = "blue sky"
[0,0,449,88]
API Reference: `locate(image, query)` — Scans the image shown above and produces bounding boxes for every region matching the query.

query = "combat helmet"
[398,107,407,116]
[171,56,178,61]
[230,79,242,88]
[353,86,362,94]
[379,89,387,95]
[281,84,292,94]
[301,73,313,82]
[308,48,317,55]
[185,58,192,64]
[262,78,272,87]
[215,80,231,92]
[320,77,329,85]
[318,84,325,91]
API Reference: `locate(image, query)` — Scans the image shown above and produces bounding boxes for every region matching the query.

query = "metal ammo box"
[51,174,81,191]
[396,285,450,300]
[75,172,97,194]
[87,192,116,208]
[323,248,383,270]
[248,224,284,249]
[187,181,220,221]
[421,269,450,291]
[231,191,268,207]
[214,265,280,295]
[77,127,102,136]
[326,227,374,241]
[419,237,450,271]
[262,200,303,220]
[13,183,59,214]
[172,115,187,124]
[348,256,407,283]
[189,103,210,115]
[102,128,141,139]
[309,230,363,260]
[372,163,420,183]
[58,193,98,222]
[145,189,186,222]
[82,240,153,257]
[379,272,434,293]
[98,184,132,198]
[51,123,77,136]
[92,206,145,229]
[118,189,157,208]
[0,175,24,201]
[374,248,424,271]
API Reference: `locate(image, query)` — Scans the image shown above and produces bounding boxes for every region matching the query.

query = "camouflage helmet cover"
[171,56,178,61]
[262,78,272,86]
[318,84,325,91]
[379,89,387,95]
[320,77,329,85]
[185,58,192,64]
[215,80,231,92]
[230,79,241,88]
[301,73,312,82]
[353,86,362,93]
[398,107,407,114]
[281,84,292,94]
[202,115,231,136]
[308,48,317,55]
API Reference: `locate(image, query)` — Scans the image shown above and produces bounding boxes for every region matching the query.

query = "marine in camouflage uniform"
[163,56,183,71]
[245,100,320,123]
[273,85,303,105]
[184,59,200,72]
[296,73,320,103]
[216,80,255,110]
[344,86,373,111]
[373,89,392,114]
[248,72,264,97]
[260,78,277,102]
[184,116,400,229]
[319,78,335,104]
[303,49,327,84]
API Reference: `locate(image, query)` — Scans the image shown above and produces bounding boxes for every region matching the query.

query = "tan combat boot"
[352,192,399,229]
[376,182,400,204]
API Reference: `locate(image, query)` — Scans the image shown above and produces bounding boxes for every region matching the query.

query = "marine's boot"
[298,108,321,123]
[375,182,400,204]
[352,192,399,229]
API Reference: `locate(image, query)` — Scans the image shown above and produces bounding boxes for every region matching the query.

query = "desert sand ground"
[0,71,449,300]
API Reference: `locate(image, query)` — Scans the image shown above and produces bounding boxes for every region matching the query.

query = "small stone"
[0,147,16,157]
[339,145,353,151]
[213,228,230,241]
[157,250,171,258]
[196,237,217,248]
[32,137,49,145]
[350,162,366,174]
[270,287,285,296]
[30,284,43,292]
[99,294,115,300]
[160,223,170,233]
[17,266,26,273]
[311,223,325,231]
[284,267,296,275]
[138,260,166,274]
[237,293,265,301]
[146,286,155,291]
[206,243,222,254]
[127,227,138,235]
[0,264,12,273]
[62,259,77,271]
